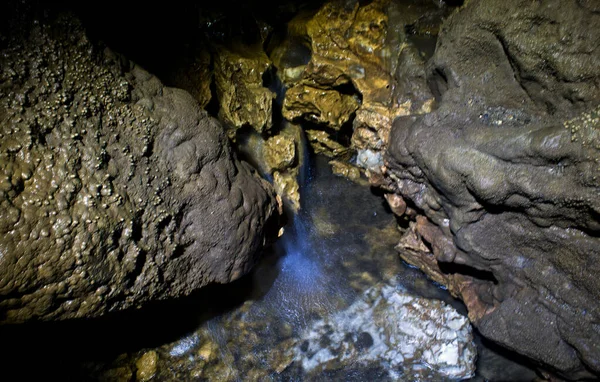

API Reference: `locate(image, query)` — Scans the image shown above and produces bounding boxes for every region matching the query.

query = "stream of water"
[114,155,538,381]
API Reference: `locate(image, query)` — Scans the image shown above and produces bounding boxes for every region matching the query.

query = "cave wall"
[386,0,600,378]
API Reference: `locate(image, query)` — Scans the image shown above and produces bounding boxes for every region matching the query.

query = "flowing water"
[0,3,540,378]
[0,154,538,381]
[92,155,536,381]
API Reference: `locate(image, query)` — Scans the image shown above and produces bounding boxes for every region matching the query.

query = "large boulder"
[0,13,279,324]
[386,0,600,378]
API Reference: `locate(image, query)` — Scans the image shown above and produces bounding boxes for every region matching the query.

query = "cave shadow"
[0,246,285,380]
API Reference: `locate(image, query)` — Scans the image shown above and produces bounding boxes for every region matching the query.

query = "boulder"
[0,13,279,323]
[386,0,600,378]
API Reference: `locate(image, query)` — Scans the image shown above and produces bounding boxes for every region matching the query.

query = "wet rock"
[135,351,158,382]
[329,160,363,183]
[293,281,477,380]
[386,0,600,378]
[214,43,275,135]
[268,11,313,86]
[263,135,296,173]
[197,341,217,362]
[305,130,351,159]
[277,0,438,174]
[0,13,279,323]
[283,85,360,129]
[273,171,301,212]
[234,122,304,211]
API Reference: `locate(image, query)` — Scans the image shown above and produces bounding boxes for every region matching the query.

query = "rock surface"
[385,0,600,378]
[293,281,476,380]
[0,13,279,323]
[276,0,442,183]
[282,85,360,129]
[214,43,275,135]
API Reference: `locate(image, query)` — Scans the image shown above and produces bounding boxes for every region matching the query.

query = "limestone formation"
[214,43,275,135]
[135,351,158,382]
[305,130,351,159]
[282,85,359,129]
[277,0,437,180]
[329,160,362,183]
[263,135,296,173]
[0,13,279,323]
[385,0,600,378]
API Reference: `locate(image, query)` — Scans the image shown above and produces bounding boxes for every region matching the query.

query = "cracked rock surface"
[0,12,279,324]
[385,0,600,378]
[293,281,476,380]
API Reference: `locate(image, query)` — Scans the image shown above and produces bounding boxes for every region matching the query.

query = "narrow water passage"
[146,155,481,380]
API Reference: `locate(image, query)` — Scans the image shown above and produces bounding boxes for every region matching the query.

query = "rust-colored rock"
[384,193,406,216]
[278,0,435,173]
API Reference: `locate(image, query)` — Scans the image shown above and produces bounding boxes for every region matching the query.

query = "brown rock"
[387,0,600,377]
[384,193,406,216]
[0,13,279,323]
[273,171,300,212]
[329,160,362,183]
[305,130,351,159]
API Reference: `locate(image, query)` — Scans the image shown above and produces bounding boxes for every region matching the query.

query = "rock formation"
[214,43,275,135]
[293,281,476,380]
[384,0,600,378]
[0,12,279,323]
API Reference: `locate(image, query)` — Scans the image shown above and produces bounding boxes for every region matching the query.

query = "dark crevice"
[495,33,534,103]
[171,243,190,260]
[427,66,449,100]
[204,57,221,118]
[127,249,147,288]
[130,217,143,243]
[156,215,172,235]
[442,0,464,6]
[439,262,498,284]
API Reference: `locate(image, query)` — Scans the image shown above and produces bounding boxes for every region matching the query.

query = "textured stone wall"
[0,12,279,323]
[385,0,600,378]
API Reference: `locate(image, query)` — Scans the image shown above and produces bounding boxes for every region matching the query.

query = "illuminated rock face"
[275,0,438,183]
[214,44,275,135]
[0,14,279,323]
[293,281,476,380]
[383,0,600,378]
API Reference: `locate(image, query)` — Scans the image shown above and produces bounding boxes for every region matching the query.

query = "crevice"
[427,66,449,100]
[439,262,498,284]
[204,56,220,118]
[130,216,143,243]
[127,249,147,288]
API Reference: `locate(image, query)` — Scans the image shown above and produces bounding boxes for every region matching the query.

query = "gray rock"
[386,0,600,378]
[0,13,279,323]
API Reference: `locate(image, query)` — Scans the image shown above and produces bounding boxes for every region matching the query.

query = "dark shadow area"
[468,328,542,382]
[439,262,498,284]
[0,246,284,381]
